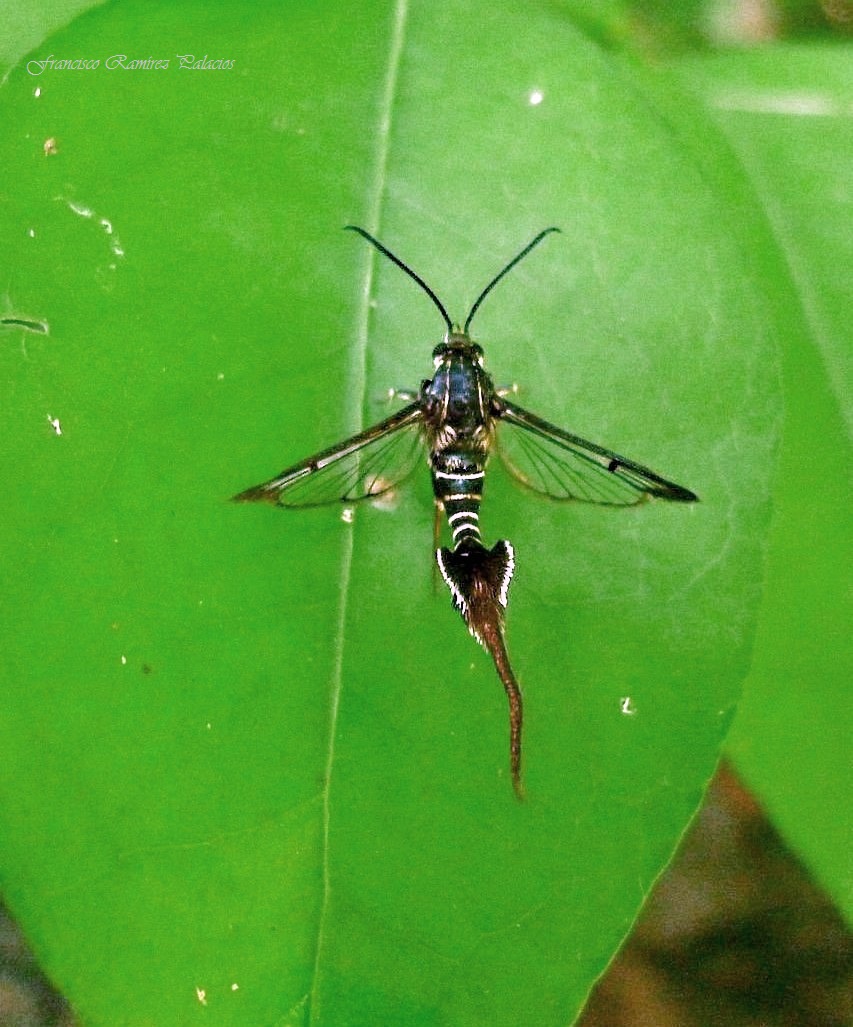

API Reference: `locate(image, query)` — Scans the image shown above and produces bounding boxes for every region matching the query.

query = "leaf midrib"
[307,0,410,1020]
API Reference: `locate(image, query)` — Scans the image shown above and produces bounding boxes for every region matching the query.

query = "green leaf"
[676,44,853,922]
[0,1,781,1023]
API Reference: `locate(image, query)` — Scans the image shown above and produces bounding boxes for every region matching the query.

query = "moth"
[234,227,698,798]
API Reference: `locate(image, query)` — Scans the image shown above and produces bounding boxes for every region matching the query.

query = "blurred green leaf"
[0,1,781,1023]
[0,0,107,77]
[619,0,844,50]
[676,44,853,922]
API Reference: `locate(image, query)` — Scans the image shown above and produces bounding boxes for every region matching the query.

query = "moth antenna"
[344,225,453,332]
[464,227,560,333]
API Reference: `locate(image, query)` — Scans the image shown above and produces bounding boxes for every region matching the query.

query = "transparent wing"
[497,399,697,506]
[233,403,425,507]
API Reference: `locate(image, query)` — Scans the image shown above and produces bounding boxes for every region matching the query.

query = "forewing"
[233,403,425,507]
[497,399,697,506]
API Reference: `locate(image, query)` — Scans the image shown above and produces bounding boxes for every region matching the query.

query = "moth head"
[432,331,485,368]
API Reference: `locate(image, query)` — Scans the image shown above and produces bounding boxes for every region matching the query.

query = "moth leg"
[432,499,444,592]
[385,387,419,403]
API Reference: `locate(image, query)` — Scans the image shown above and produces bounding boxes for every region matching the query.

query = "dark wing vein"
[496,399,697,506]
[233,402,425,507]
